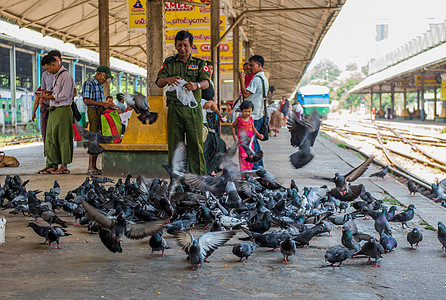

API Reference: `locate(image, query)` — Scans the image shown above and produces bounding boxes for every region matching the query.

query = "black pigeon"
[389,204,415,228]
[357,236,385,267]
[369,166,388,180]
[252,167,284,190]
[407,227,423,250]
[327,184,363,202]
[75,122,118,156]
[325,248,355,267]
[232,243,259,263]
[175,230,235,270]
[287,111,321,169]
[210,218,225,232]
[332,156,374,195]
[40,210,67,228]
[407,179,419,196]
[280,237,296,263]
[243,212,272,234]
[239,130,263,163]
[99,228,122,253]
[47,226,71,249]
[27,222,52,244]
[437,222,446,251]
[149,231,170,257]
[242,229,288,251]
[123,92,158,125]
[82,200,166,252]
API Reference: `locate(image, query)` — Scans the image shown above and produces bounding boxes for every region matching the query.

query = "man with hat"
[82,65,114,175]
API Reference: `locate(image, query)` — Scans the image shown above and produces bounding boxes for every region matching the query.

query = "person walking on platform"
[156,30,211,175]
[38,54,75,174]
[239,55,269,170]
[82,66,114,175]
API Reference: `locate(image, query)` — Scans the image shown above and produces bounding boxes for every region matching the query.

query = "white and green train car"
[296,85,330,117]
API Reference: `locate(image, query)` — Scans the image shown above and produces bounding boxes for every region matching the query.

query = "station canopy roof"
[0,0,345,97]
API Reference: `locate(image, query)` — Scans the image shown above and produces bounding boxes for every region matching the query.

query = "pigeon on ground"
[232,243,259,263]
[239,130,263,163]
[389,204,415,229]
[357,236,385,267]
[27,222,52,244]
[407,179,419,196]
[407,227,423,250]
[369,166,388,180]
[328,213,352,226]
[175,230,236,270]
[280,236,296,263]
[386,206,397,221]
[251,167,284,190]
[91,175,114,184]
[149,231,170,257]
[379,230,397,253]
[374,209,391,235]
[242,229,288,251]
[75,122,118,156]
[287,112,321,169]
[325,248,355,267]
[243,212,272,234]
[437,222,446,251]
[40,210,67,228]
[47,226,71,249]
[122,92,158,125]
[341,228,370,252]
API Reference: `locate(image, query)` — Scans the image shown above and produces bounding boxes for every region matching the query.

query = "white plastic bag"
[166,79,198,108]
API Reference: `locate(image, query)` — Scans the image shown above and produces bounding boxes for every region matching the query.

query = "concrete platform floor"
[1,128,446,299]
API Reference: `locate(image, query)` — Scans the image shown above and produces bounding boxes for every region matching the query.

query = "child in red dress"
[231,101,264,171]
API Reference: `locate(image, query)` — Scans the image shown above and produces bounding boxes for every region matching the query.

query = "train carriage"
[296,85,330,117]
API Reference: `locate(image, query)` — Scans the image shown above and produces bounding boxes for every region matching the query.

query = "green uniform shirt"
[156,54,211,104]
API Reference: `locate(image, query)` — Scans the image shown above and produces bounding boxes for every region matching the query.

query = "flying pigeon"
[238,130,263,163]
[332,156,374,195]
[75,122,118,156]
[122,92,158,125]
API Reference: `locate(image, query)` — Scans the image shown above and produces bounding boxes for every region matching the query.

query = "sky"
[308,0,446,71]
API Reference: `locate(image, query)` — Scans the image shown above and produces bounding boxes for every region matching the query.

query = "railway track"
[321,121,446,200]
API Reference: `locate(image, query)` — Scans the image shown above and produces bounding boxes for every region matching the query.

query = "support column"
[243,40,250,62]
[135,75,139,93]
[10,44,17,131]
[370,88,373,109]
[146,0,165,96]
[232,20,240,102]
[211,0,220,104]
[82,64,87,86]
[125,73,129,93]
[118,72,122,93]
[378,85,384,117]
[390,84,395,120]
[434,88,437,118]
[421,71,425,121]
[401,79,409,119]
[99,0,110,96]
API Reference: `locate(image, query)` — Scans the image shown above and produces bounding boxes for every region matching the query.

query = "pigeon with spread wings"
[287,111,321,169]
[75,122,118,156]
[81,199,166,253]
[121,92,158,125]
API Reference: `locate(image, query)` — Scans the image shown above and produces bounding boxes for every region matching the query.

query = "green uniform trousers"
[167,103,206,175]
[45,106,73,168]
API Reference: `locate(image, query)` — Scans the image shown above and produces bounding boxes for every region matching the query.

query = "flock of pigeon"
[1,111,446,271]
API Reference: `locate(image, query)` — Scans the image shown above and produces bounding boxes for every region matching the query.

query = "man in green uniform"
[156,30,211,175]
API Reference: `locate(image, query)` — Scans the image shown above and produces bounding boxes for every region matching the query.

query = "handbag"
[258,76,269,141]
[101,110,122,143]
[71,101,82,122]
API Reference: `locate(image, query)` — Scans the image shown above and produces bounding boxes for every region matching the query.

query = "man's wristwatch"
[197,83,202,89]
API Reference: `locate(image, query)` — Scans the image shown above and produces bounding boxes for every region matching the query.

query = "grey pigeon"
[47,226,71,249]
[432,179,446,201]
[374,208,391,235]
[175,230,236,270]
[232,243,259,263]
[407,179,419,196]
[328,213,351,226]
[389,204,415,228]
[407,227,423,250]
[239,130,263,163]
[122,92,158,125]
[379,230,397,253]
[325,247,355,267]
[75,122,118,156]
[369,166,388,180]
[287,111,321,169]
[341,227,370,252]
[438,222,446,251]
[357,236,385,267]
[242,229,288,251]
[280,237,296,263]
[149,231,170,257]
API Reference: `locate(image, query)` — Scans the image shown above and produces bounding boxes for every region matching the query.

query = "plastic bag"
[166,79,198,108]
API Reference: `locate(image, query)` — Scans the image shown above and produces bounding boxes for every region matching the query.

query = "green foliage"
[336,143,347,149]
[441,128,446,134]
[419,221,428,226]
[310,59,341,82]
[382,197,401,205]
[26,119,40,133]
[425,225,435,231]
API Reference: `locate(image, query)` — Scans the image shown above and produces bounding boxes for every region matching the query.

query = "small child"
[231,101,264,171]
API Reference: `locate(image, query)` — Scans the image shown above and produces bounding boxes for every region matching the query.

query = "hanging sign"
[127,0,146,30]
